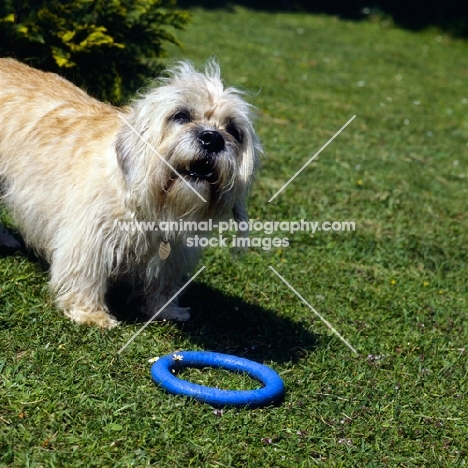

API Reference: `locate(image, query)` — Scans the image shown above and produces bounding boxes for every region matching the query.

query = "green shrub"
[0,0,191,103]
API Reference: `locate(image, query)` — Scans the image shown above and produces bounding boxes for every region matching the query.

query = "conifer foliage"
[0,0,191,103]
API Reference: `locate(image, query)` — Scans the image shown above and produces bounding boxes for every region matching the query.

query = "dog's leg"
[49,253,118,329]
[144,280,191,322]
[142,247,201,322]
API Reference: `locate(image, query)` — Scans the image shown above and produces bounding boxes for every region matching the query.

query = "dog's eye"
[171,110,191,123]
[226,123,243,143]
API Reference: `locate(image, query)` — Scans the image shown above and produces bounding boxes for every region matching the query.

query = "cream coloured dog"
[0,58,260,328]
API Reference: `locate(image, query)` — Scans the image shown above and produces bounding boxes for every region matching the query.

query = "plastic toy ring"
[150,351,285,408]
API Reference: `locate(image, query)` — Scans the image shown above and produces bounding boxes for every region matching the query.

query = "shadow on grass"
[0,228,318,363]
[179,0,468,37]
[181,283,319,363]
[110,281,319,364]
[0,223,23,256]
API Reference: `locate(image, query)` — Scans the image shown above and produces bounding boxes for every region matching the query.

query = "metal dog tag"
[159,241,171,260]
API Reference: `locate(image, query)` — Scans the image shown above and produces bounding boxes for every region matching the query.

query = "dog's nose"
[197,130,225,154]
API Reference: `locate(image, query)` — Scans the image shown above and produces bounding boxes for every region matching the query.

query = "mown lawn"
[1,6,467,467]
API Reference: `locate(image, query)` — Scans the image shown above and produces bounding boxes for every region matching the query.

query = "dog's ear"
[231,197,250,252]
[115,126,135,186]
[233,127,261,236]
[233,196,248,226]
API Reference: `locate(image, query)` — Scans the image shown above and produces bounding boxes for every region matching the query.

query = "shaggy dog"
[0,58,260,328]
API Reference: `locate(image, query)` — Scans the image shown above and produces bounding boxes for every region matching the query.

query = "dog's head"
[116,60,261,225]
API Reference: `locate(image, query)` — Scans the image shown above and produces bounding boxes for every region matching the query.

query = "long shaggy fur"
[0,58,260,328]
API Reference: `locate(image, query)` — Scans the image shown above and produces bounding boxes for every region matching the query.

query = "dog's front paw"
[156,306,191,322]
[65,308,119,329]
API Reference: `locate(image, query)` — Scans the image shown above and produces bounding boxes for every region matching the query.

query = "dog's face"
[116,60,261,224]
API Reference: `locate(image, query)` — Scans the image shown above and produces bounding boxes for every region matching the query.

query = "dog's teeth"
[187,171,214,180]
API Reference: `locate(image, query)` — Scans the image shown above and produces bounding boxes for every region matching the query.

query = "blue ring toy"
[150,351,285,408]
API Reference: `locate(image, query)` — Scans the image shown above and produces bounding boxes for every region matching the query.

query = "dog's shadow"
[110,282,319,364]
[182,283,319,363]
[0,233,319,363]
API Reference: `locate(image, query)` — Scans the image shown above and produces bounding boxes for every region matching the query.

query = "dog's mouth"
[181,159,217,183]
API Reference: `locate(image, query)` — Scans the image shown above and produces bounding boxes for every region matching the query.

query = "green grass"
[1,7,468,467]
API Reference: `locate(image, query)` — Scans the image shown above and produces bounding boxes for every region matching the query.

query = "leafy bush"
[0,0,191,103]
